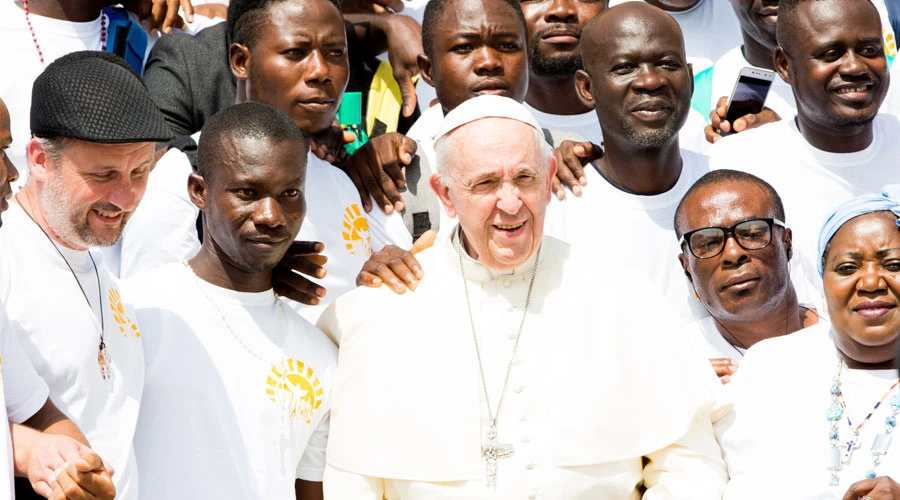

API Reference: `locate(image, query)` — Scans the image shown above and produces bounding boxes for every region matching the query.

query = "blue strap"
[103,7,147,75]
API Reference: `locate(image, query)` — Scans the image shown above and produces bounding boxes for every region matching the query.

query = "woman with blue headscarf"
[715,186,900,500]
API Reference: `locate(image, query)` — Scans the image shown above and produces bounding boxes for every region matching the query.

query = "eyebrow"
[834,248,900,259]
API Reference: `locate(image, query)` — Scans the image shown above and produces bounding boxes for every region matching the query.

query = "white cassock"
[317,231,728,499]
[716,322,900,499]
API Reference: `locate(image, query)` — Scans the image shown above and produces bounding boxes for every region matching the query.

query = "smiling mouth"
[93,208,124,222]
[835,85,873,94]
[853,302,896,318]
[493,222,525,234]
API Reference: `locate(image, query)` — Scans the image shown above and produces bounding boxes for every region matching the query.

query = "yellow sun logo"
[108,288,140,339]
[265,358,323,424]
[341,204,372,257]
[885,29,897,57]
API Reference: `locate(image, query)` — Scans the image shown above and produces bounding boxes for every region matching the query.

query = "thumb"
[411,230,437,254]
[398,76,418,118]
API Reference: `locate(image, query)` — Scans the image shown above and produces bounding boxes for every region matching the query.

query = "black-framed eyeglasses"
[679,218,786,259]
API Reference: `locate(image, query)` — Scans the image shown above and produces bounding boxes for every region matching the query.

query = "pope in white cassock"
[317,95,728,499]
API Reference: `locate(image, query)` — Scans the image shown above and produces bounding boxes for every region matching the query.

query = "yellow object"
[366,60,419,136]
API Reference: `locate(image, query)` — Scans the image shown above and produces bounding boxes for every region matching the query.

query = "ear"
[429,172,456,218]
[187,172,209,211]
[782,226,794,260]
[26,139,52,183]
[418,53,435,88]
[774,47,792,85]
[574,69,596,109]
[230,42,252,81]
[545,155,558,204]
[678,252,693,283]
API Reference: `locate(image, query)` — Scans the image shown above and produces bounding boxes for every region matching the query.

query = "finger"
[50,480,67,500]
[841,479,878,500]
[67,461,115,499]
[284,240,326,257]
[552,176,566,200]
[704,125,721,144]
[733,114,757,133]
[150,0,166,32]
[388,0,405,11]
[162,0,181,34]
[715,96,728,117]
[53,469,91,500]
[180,0,194,23]
[356,270,384,288]
[273,271,327,305]
[348,169,373,213]
[396,71,418,117]
[368,261,412,294]
[34,479,54,498]
[343,130,357,144]
[718,119,732,133]
[555,154,581,197]
[136,0,152,20]
[411,230,437,255]
[278,254,327,280]
[352,148,393,214]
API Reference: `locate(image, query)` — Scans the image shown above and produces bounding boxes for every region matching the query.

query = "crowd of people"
[0,0,899,499]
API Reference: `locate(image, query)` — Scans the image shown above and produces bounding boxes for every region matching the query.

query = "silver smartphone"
[720,67,777,135]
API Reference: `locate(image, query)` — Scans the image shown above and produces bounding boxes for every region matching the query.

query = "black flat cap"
[31,51,174,143]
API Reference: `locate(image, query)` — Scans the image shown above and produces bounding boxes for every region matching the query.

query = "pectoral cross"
[842,431,862,463]
[482,425,513,491]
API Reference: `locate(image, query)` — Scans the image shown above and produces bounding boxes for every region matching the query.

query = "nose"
[496,183,522,214]
[4,155,19,184]
[545,0,577,23]
[856,262,887,293]
[107,176,143,212]
[720,234,750,266]
[632,65,669,94]
[473,46,503,76]
[253,196,286,228]
[305,50,332,83]
[839,50,869,78]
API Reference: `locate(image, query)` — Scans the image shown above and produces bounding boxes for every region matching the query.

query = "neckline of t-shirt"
[523,103,598,128]
[788,116,883,168]
[14,6,104,38]
[183,265,277,306]
[584,150,699,210]
[666,0,707,19]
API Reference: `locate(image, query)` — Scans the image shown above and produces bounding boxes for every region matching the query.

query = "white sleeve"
[1,307,49,424]
[322,463,385,500]
[296,410,330,481]
[642,408,729,500]
[119,148,201,278]
[365,205,413,251]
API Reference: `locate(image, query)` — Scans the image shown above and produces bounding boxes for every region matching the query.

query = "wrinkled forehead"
[441,118,544,175]
[584,6,684,60]
[686,182,775,227]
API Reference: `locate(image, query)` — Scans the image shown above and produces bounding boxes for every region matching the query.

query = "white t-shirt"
[116,143,409,323]
[687,308,825,361]
[608,0,741,74]
[544,149,710,324]
[128,263,337,499]
[0,304,51,500]
[707,113,900,295]
[704,46,797,122]
[0,202,144,500]
[716,322,899,499]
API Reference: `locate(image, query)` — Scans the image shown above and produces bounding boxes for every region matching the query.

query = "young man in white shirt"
[0,51,175,500]
[707,0,895,296]
[120,0,409,323]
[128,102,336,500]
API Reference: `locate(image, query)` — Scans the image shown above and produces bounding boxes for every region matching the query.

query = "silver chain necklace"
[457,231,541,491]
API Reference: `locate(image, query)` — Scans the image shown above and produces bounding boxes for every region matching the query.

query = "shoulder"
[152,22,225,54]
[124,262,189,306]
[707,119,791,159]
[742,322,832,370]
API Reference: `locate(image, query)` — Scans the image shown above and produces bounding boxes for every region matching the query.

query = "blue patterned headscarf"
[817,185,900,277]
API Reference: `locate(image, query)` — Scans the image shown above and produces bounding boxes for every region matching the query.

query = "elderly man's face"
[30,138,156,250]
[432,118,555,271]
[678,180,792,322]
[0,99,19,224]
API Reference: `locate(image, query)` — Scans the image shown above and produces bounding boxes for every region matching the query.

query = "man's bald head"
[576,3,691,149]
[776,0,879,57]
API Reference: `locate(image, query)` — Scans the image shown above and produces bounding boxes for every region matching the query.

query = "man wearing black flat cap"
[0,50,173,500]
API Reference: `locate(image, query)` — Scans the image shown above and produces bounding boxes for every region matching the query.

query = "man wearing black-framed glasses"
[674,169,820,383]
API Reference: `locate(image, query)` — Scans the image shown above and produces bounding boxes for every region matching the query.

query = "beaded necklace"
[22,0,108,65]
[826,358,900,486]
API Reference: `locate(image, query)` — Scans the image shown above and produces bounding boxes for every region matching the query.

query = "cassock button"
[508,331,517,340]
[502,278,512,288]
[515,385,525,393]
[522,434,531,443]
[526,462,535,470]
[519,414,527,422]
[528,493,537,499]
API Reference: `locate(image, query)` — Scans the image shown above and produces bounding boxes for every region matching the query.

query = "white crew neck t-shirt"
[0,304,51,500]
[607,0,741,74]
[707,113,900,296]
[0,202,144,500]
[128,263,337,499]
[544,149,711,324]
[716,323,900,499]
